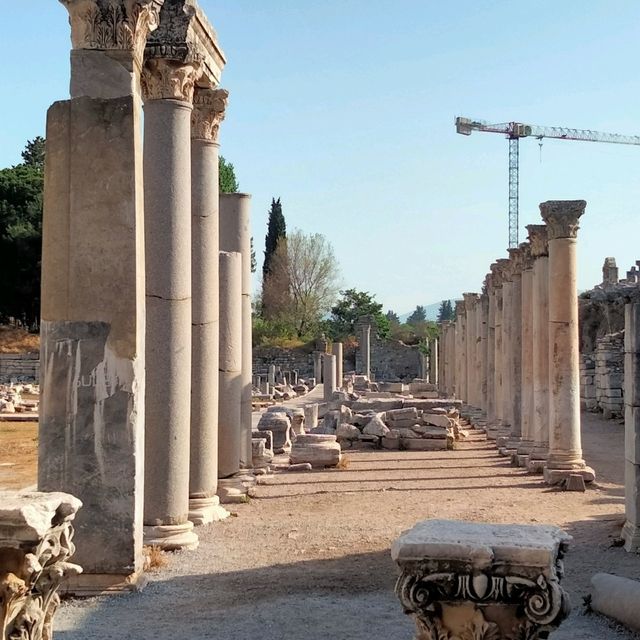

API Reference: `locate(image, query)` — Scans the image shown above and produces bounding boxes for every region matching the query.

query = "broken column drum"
[541,200,595,485]
[218,251,243,478]
[220,193,253,468]
[189,87,228,525]
[38,0,163,590]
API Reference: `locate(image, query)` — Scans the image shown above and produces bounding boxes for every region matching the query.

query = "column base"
[514,453,530,468]
[544,466,595,486]
[516,439,534,455]
[217,472,257,504]
[188,496,230,525]
[526,457,547,474]
[143,521,199,551]
[622,521,640,552]
[59,570,148,597]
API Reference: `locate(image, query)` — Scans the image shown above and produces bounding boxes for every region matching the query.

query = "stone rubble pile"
[0,383,39,414]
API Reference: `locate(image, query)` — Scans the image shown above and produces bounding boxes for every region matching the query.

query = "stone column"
[268,364,276,386]
[218,251,243,478]
[359,319,372,378]
[493,259,509,427]
[142,50,202,549]
[39,0,162,590]
[517,243,535,463]
[486,274,496,421]
[429,337,439,386]
[449,321,457,397]
[623,300,640,550]
[188,88,228,525]
[220,193,253,468]
[332,342,343,389]
[313,351,323,382]
[541,200,595,485]
[455,302,467,401]
[499,262,514,434]
[463,294,477,406]
[527,225,550,473]
[323,354,337,402]
[479,292,489,411]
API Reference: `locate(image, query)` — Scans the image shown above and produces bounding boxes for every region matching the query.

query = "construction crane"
[455,116,640,248]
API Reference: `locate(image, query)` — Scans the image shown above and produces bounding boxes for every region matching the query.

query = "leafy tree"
[21,136,45,171]
[219,155,239,193]
[437,299,454,323]
[328,289,388,339]
[407,305,427,326]
[264,230,340,337]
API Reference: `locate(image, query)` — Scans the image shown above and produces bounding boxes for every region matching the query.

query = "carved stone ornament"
[462,293,479,310]
[455,301,466,317]
[141,56,202,102]
[526,225,548,259]
[191,88,229,141]
[539,200,586,240]
[518,243,534,271]
[507,247,525,275]
[392,519,571,640]
[59,0,164,66]
[0,492,82,640]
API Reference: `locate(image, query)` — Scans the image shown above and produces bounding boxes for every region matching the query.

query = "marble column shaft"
[463,295,477,406]
[486,277,496,421]
[323,354,337,402]
[360,321,372,378]
[479,293,488,410]
[501,275,513,428]
[219,193,253,468]
[455,302,467,401]
[518,244,535,455]
[332,342,343,389]
[430,337,439,386]
[541,200,594,485]
[507,248,523,444]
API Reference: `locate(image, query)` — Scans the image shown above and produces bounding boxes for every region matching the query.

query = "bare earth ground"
[0,420,37,489]
[5,408,640,638]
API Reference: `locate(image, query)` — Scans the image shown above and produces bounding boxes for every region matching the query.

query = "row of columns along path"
[51,390,640,640]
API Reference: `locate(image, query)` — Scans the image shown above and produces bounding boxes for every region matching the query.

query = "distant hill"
[398,300,455,323]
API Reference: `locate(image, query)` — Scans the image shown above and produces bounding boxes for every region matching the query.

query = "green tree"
[437,299,454,323]
[21,136,45,171]
[328,289,389,339]
[407,305,427,326]
[219,155,239,193]
[385,310,400,327]
[262,197,286,281]
[250,237,256,273]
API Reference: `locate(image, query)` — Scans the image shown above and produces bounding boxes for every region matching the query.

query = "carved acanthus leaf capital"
[455,300,466,318]
[507,247,525,275]
[519,242,534,271]
[191,88,229,141]
[141,56,201,102]
[540,200,586,240]
[60,0,164,66]
[527,224,548,258]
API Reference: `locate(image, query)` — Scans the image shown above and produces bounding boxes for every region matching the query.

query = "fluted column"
[220,193,253,468]
[188,88,229,525]
[142,52,201,549]
[527,225,550,473]
[517,243,535,462]
[541,200,595,485]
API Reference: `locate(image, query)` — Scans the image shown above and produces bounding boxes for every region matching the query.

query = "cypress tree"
[262,197,286,281]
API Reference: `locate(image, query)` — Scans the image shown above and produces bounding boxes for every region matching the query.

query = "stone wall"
[580,332,624,419]
[252,346,315,378]
[0,353,39,382]
[356,335,421,381]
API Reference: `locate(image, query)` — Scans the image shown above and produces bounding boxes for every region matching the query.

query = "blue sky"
[2,1,639,314]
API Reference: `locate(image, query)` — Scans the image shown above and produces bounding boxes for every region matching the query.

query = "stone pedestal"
[220,193,253,468]
[0,491,83,636]
[527,225,550,472]
[323,354,337,402]
[541,201,595,485]
[392,519,571,640]
[189,88,228,526]
[332,342,343,389]
[622,302,640,550]
[218,251,243,478]
[39,0,159,588]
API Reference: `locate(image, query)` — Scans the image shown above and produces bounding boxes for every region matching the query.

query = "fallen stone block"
[381,436,401,449]
[336,423,360,441]
[363,415,390,437]
[257,411,291,453]
[290,434,342,468]
[401,437,448,451]
[591,573,640,632]
[422,413,451,428]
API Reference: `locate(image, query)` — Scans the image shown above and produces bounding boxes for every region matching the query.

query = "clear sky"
[2,1,639,314]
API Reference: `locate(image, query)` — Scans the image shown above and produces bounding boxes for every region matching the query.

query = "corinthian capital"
[507,246,524,275]
[527,224,548,258]
[141,57,201,101]
[519,242,534,271]
[59,0,164,66]
[191,88,228,141]
[540,200,586,240]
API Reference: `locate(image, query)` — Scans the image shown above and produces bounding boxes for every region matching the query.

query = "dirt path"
[0,420,37,489]
[55,411,640,639]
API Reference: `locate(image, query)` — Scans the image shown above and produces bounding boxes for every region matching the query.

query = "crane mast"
[455,117,640,247]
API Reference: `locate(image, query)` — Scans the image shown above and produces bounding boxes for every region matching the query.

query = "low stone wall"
[0,352,39,382]
[580,331,624,419]
[252,346,314,378]
[356,335,421,381]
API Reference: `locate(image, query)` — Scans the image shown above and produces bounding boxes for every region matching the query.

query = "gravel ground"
[55,410,640,639]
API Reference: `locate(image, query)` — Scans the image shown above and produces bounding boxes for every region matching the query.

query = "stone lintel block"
[392,519,571,639]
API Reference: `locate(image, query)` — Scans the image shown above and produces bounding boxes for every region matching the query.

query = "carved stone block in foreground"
[0,491,82,639]
[392,519,571,640]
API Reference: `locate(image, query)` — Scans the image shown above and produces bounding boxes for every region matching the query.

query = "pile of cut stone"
[253,404,342,471]
[252,372,315,405]
[0,383,39,415]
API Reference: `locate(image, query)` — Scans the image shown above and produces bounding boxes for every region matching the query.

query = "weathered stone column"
[323,354,337,401]
[313,351,323,382]
[455,302,467,401]
[220,193,253,468]
[479,292,489,411]
[141,21,203,550]
[429,337,439,386]
[332,342,343,389]
[486,273,496,421]
[359,318,372,379]
[188,88,228,525]
[449,321,457,398]
[39,0,162,591]
[541,200,595,485]
[392,519,571,640]
[493,259,509,427]
[527,225,550,473]
[218,251,243,478]
[499,261,514,435]
[463,294,477,406]
[517,243,535,463]
[623,300,640,550]
[268,364,276,386]
[0,492,83,635]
